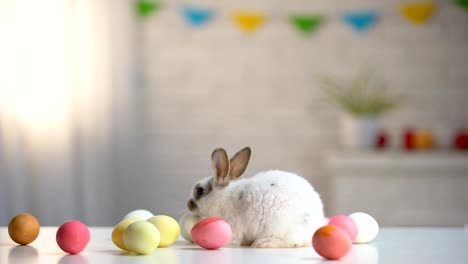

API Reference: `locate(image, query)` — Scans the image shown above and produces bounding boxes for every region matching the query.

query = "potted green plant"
[317,69,402,149]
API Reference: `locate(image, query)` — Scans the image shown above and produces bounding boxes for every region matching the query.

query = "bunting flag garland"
[455,0,468,11]
[182,6,213,27]
[133,2,454,34]
[289,15,325,36]
[136,0,161,18]
[400,2,436,25]
[342,11,379,33]
[232,12,266,33]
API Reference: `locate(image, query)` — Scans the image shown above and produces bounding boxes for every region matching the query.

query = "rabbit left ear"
[211,148,230,186]
[228,147,251,180]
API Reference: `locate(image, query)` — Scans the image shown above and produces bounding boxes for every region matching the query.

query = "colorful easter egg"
[312,225,352,260]
[56,220,90,254]
[349,212,379,243]
[328,215,358,241]
[8,213,40,245]
[147,215,180,247]
[112,218,141,251]
[123,220,160,255]
[191,217,232,250]
[179,212,202,243]
[123,209,153,220]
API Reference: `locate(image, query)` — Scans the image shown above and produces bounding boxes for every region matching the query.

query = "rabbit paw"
[251,237,301,248]
[240,238,254,247]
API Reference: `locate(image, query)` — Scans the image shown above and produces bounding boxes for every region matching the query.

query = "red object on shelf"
[376,130,387,149]
[403,128,415,150]
[454,130,468,150]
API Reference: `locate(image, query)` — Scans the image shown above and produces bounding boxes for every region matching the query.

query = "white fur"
[189,170,325,248]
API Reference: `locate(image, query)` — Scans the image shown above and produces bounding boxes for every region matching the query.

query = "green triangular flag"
[136,0,161,18]
[455,0,468,11]
[290,15,324,35]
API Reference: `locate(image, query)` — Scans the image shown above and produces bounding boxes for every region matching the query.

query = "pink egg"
[191,217,232,250]
[328,215,358,241]
[56,220,90,254]
[312,225,352,260]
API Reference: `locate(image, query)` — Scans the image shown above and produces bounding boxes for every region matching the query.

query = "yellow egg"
[111,218,141,251]
[123,220,160,255]
[147,215,180,247]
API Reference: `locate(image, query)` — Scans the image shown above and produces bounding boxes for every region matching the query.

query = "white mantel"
[326,150,468,170]
[324,150,468,227]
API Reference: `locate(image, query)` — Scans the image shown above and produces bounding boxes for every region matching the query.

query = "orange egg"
[8,213,40,245]
[413,130,435,150]
[312,225,352,260]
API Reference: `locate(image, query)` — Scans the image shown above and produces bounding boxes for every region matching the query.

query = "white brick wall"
[117,0,468,221]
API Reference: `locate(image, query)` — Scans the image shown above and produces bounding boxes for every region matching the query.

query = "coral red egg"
[328,215,358,242]
[312,225,352,260]
[56,220,90,254]
[191,217,232,250]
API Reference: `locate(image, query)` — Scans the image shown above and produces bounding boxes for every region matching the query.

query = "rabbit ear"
[211,148,230,186]
[229,147,251,180]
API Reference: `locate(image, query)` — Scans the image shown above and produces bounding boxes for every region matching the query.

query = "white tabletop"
[1,227,467,264]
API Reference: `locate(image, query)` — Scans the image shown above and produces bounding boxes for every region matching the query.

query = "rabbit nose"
[188,199,197,211]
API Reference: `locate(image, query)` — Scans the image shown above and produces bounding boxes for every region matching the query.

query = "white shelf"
[324,150,468,226]
[325,150,468,171]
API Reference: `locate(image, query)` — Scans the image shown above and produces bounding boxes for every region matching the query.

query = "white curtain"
[0,0,139,225]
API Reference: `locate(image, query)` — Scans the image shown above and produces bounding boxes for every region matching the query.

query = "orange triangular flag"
[232,12,266,33]
[400,2,436,25]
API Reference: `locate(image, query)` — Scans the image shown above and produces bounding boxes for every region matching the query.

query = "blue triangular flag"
[342,11,378,33]
[182,6,213,27]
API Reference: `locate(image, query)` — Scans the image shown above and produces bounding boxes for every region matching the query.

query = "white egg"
[179,212,202,243]
[349,212,379,243]
[123,209,153,221]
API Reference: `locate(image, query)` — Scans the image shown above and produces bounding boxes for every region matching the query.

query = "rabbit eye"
[196,187,205,198]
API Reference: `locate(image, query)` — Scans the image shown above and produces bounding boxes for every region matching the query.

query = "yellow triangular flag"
[232,12,266,33]
[400,2,436,25]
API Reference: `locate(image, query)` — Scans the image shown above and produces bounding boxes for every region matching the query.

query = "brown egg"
[8,213,40,245]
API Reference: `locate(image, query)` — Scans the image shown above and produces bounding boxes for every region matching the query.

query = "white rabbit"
[187,147,325,248]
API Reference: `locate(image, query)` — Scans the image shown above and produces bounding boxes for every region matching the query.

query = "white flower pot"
[341,115,378,149]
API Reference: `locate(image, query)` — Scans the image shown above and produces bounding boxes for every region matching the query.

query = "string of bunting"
[400,2,436,25]
[232,12,267,34]
[289,14,325,36]
[182,6,214,27]
[342,10,379,33]
[455,0,468,11]
[136,0,464,35]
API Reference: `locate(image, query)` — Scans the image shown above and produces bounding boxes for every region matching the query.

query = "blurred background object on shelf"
[454,129,468,150]
[317,69,402,150]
